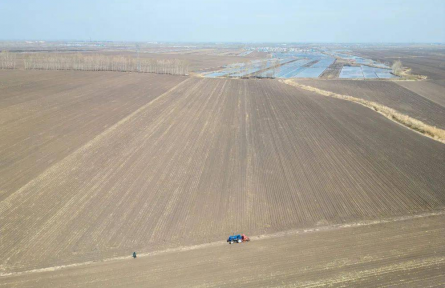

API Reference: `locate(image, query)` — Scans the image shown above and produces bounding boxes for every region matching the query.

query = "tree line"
[24,54,189,75]
[0,51,17,69]
[1,51,189,75]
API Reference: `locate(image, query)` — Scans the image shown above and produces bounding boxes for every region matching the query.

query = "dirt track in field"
[1,71,444,275]
[1,212,444,287]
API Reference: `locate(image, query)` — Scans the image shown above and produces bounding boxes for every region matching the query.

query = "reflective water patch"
[339,66,364,79]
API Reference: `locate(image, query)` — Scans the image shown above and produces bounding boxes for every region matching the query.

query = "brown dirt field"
[295,79,445,129]
[396,80,445,108]
[1,212,444,287]
[0,70,186,200]
[353,48,445,80]
[1,72,444,275]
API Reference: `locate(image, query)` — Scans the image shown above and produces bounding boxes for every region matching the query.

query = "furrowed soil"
[295,79,445,129]
[1,71,444,276]
[0,70,186,200]
[1,213,444,287]
[396,80,445,108]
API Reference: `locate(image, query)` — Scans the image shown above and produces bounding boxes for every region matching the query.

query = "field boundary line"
[280,79,445,144]
[0,78,192,212]
[1,209,444,278]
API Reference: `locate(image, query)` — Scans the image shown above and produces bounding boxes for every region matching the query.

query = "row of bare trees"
[22,53,189,75]
[0,51,17,69]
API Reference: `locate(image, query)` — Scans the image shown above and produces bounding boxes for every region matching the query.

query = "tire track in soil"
[1,209,443,278]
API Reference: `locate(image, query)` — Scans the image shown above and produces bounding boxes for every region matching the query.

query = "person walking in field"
[133,252,137,259]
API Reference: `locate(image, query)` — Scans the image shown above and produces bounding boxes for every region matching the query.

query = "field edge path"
[1,208,444,278]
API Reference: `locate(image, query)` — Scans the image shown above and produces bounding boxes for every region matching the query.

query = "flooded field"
[340,65,397,79]
[203,51,396,79]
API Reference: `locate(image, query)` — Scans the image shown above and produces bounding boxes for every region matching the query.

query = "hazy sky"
[1,0,444,42]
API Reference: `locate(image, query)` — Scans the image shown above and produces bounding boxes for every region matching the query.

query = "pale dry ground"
[0,70,186,200]
[295,79,445,130]
[1,212,444,287]
[1,72,444,274]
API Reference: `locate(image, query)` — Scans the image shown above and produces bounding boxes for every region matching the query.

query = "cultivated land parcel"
[1,44,445,287]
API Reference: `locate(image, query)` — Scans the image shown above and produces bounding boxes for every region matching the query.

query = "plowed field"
[0,70,186,200]
[2,212,443,287]
[1,71,444,278]
[396,80,445,108]
[296,79,445,129]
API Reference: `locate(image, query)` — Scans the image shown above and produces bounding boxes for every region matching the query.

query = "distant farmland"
[1,70,444,274]
[202,50,396,79]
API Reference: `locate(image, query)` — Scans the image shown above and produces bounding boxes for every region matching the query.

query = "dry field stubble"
[0,72,444,275]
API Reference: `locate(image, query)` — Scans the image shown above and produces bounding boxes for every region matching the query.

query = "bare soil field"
[352,48,445,127]
[353,47,445,80]
[295,79,445,129]
[1,71,444,275]
[1,212,444,287]
[396,80,445,108]
[0,70,186,200]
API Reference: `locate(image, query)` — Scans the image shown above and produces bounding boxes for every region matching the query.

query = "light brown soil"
[1,71,444,275]
[1,212,444,287]
[0,70,186,200]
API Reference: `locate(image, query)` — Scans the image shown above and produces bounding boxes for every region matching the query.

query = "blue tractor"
[227,234,250,244]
